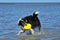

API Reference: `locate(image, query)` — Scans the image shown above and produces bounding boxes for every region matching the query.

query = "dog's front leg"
[17,30,24,35]
[30,28,35,35]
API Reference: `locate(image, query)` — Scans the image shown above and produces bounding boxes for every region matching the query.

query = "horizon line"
[0,2,60,3]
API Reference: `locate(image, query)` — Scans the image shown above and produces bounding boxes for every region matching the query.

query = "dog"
[17,11,41,35]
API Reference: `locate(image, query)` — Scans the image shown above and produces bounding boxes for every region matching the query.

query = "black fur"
[18,12,41,31]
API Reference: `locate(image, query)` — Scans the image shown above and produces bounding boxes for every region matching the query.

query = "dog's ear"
[18,18,21,25]
[18,20,21,26]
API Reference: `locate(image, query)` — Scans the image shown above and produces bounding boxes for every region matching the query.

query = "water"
[0,3,60,40]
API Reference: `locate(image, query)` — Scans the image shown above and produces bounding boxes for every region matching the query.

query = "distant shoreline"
[0,2,60,4]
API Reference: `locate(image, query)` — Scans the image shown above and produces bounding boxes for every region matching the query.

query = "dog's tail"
[33,11,39,17]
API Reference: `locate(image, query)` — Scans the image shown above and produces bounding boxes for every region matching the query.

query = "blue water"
[0,3,60,40]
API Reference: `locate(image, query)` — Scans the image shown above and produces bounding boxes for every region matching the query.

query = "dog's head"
[18,18,32,30]
[18,18,25,26]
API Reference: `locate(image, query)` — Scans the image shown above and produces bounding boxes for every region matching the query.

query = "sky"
[0,0,60,3]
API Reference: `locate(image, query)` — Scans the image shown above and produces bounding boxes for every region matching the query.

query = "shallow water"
[0,3,60,40]
[0,29,60,40]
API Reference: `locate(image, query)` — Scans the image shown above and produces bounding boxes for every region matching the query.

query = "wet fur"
[18,15,41,32]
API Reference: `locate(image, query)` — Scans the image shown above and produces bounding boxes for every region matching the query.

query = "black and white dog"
[17,11,41,35]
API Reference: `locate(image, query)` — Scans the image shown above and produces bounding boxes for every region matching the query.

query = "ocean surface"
[0,3,60,40]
